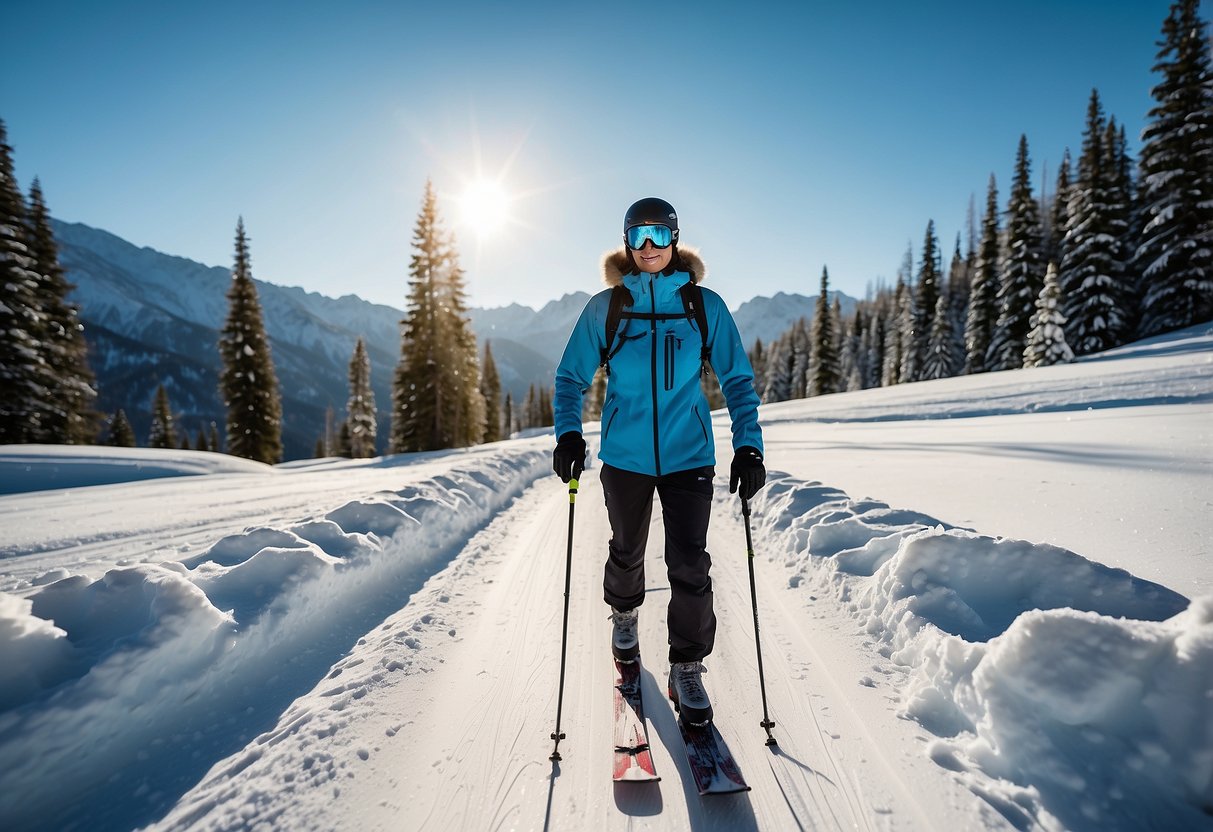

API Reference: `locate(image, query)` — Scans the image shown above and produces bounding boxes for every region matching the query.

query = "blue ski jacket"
[554,246,763,477]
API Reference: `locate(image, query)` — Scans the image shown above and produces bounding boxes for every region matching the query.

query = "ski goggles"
[624,224,674,250]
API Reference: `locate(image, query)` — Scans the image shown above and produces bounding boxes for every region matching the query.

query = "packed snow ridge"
[745,474,1210,831]
[0,448,549,830]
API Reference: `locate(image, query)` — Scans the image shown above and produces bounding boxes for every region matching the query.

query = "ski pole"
[742,496,777,746]
[550,477,579,762]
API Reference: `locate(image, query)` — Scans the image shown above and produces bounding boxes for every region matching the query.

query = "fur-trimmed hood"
[601,245,707,287]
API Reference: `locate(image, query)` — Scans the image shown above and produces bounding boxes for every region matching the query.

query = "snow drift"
[0,448,549,831]
[743,472,1210,830]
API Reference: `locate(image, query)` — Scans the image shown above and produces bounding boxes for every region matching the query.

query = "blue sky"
[4,1,1201,311]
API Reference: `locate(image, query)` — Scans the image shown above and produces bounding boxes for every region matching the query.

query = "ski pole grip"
[569,478,579,502]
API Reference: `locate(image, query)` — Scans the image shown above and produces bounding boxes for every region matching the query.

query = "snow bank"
[0,445,274,495]
[0,447,549,832]
[743,472,1209,831]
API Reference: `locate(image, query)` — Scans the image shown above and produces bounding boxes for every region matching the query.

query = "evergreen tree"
[809,267,839,396]
[337,421,353,458]
[748,338,767,397]
[194,426,209,452]
[862,302,886,389]
[209,421,220,454]
[346,337,377,458]
[26,178,98,443]
[987,135,1045,371]
[761,332,793,403]
[1059,90,1132,355]
[1045,149,1073,268]
[503,392,514,437]
[218,218,283,464]
[882,278,908,386]
[148,384,177,449]
[108,409,136,447]
[314,437,325,458]
[1136,0,1213,335]
[0,119,47,443]
[180,433,191,451]
[789,318,810,399]
[906,221,942,382]
[480,341,503,442]
[922,294,959,380]
[965,175,1001,374]
[523,384,537,429]
[539,386,554,427]
[947,234,971,367]
[391,182,484,451]
[1024,263,1075,367]
[841,307,865,392]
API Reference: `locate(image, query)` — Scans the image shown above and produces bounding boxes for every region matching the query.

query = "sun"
[458,179,512,238]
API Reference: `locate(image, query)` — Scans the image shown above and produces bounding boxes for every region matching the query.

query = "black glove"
[553,431,587,483]
[729,446,766,501]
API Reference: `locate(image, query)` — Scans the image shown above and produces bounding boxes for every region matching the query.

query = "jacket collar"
[601,245,707,288]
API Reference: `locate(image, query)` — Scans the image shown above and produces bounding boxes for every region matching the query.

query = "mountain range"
[54,220,853,459]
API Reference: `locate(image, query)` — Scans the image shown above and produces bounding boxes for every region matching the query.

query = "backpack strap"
[601,285,633,377]
[679,282,712,376]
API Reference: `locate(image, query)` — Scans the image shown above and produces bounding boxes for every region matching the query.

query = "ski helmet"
[624,197,679,242]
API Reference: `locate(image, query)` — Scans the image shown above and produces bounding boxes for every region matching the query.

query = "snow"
[0,324,1211,831]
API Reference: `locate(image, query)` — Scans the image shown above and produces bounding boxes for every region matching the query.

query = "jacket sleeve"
[704,290,764,454]
[553,294,604,439]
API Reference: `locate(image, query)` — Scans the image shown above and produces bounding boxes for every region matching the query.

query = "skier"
[552,196,766,726]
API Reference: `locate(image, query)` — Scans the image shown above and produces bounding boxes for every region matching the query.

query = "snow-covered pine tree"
[761,331,793,403]
[539,386,554,427]
[840,306,865,392]
[809,267,839,396]
[218,218,283,464]
[922,293,959,380]
[965,175,1001,374]
[947,235,970,370]
[346,337,377,458]
[906,221,942,383]
[148,384,177,449]
[1059,90,1132,356]
[882,277,908,386]
[987,136,1045,371]
[523,384,537,429]
[1110,122,1143,336]
[1045,149,1073,269]
[0,119,48,443]
[337,422,352,458]
[1136,0,1213,335]
[789,318,810,400]
[26,178,98,444]
[862,300,885,389]
[1024,262,1074,367]
[108,408,136,447]
[503,392,514,437]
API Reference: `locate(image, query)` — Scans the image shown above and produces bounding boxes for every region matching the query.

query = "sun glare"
[459,179,511,237]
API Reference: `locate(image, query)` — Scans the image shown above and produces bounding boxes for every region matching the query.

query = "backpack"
[600,282,711,378]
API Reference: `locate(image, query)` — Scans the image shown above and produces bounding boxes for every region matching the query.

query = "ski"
[613,659,659,782]
[677,719,750,795]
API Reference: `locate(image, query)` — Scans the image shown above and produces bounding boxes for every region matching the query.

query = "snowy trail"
[163,468,998,831]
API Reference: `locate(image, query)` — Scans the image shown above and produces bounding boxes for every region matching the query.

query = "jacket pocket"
[603,406,620,443]
[664,332,682,391]
[692,404,710,444]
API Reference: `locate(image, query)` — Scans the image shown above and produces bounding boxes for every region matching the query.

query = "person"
[551,196,766,725]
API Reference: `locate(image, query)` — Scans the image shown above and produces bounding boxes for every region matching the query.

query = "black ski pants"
[600,462,716,664]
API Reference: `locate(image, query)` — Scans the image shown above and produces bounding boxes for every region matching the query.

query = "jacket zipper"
[649,275,661,476]
[664,332,675,390]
